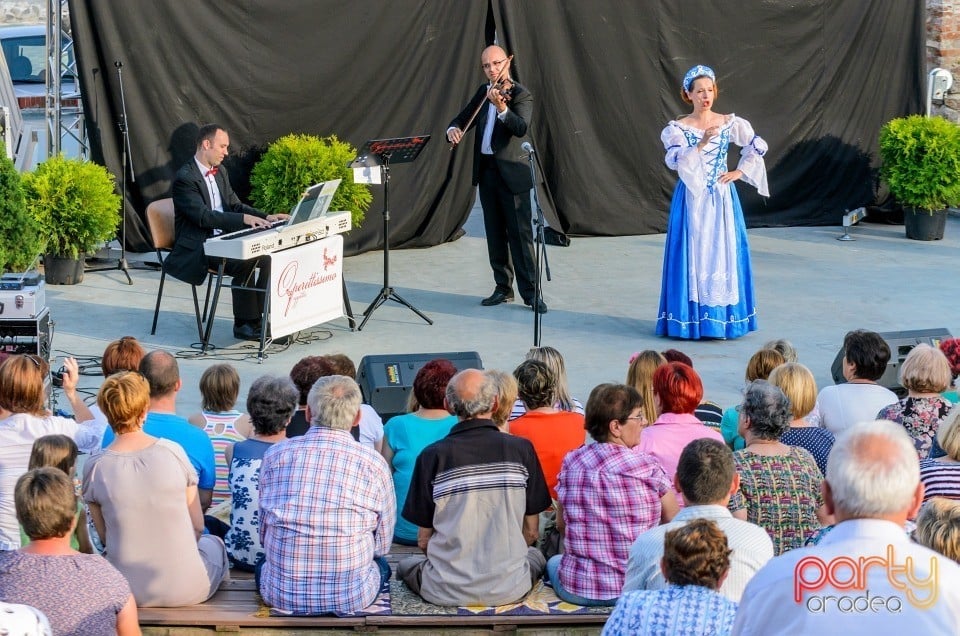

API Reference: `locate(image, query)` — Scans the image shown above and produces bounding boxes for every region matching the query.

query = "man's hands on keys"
[266,214,290,223]
[244,214,273,228]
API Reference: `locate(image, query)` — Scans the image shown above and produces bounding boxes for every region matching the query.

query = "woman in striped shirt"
[920,406,960,502]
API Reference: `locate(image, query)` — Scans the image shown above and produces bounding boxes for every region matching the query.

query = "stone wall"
[3,0,959,120]
[928,0,960,120]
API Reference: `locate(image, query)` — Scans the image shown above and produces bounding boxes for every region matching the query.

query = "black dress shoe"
[481,290,515,306]
[233,323,262,341]
[525,298,548,314]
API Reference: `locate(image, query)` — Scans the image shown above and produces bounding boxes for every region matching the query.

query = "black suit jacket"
[165,160,265,285]
[450,82,533,194]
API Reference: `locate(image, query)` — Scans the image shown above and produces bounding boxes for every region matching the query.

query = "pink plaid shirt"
[556,443,670,600]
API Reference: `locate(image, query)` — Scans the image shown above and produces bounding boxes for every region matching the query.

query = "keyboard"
[204,211,352,260]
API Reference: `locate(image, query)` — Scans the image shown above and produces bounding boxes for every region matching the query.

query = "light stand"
[525,142,551,347]
[87,60,135,284]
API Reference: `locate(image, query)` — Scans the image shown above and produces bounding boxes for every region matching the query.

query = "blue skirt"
[655,181,758,340]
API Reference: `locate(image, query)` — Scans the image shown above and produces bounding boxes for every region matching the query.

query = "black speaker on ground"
[357,351,483,420]
[830,328,952,397]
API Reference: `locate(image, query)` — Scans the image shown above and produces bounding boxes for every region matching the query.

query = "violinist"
[446,45,545,314]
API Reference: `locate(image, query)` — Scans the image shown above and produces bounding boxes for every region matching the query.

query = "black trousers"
[478,156,537,302]
[208,256,269,325]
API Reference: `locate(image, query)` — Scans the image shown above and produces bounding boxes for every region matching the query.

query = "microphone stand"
[87,60,135,285]
[525,144,550,347]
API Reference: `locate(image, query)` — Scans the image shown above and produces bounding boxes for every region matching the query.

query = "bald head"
[825,420,922,522]
[445,368,497,420]
[480,46,510,82]
[138,350,180,398]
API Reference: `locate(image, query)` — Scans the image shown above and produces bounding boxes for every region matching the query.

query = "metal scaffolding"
[45,0,86,159]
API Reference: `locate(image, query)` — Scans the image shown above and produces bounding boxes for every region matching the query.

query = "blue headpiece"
[682,65,716,92]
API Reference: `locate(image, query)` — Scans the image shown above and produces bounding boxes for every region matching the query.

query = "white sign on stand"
[269,235,344,338]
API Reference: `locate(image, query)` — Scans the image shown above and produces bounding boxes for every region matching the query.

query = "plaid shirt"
[258,426,395,614]
[556,443,670,600]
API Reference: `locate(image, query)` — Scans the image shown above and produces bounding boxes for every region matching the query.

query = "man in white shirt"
[733,420,960,634]
[623,438,773,601]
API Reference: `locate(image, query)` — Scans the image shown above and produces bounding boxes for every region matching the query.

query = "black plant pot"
[904,207,947,241]
[43,254,84,285]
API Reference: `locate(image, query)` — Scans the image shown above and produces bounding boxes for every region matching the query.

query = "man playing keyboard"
[166,124,288,341]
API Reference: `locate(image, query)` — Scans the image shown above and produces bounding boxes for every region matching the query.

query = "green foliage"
[249,134,371,228]
[23,155,122,259]
[879,115,960,213]
[0,156,42,272]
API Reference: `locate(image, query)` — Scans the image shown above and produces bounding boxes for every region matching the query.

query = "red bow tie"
[205,166,219,177]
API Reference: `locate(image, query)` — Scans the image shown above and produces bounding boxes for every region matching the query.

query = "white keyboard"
[204,211,352,260]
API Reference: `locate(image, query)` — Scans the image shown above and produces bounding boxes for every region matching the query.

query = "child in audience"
[20,435,92,553]
[189,364,250,508]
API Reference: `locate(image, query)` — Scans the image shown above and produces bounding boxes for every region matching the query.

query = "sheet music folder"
[350,135,431,168]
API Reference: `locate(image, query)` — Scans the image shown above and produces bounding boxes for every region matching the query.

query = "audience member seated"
[83,371,229,607]
[733,421,960,633]
[603,519,738,636]
[662,349,724,429]
[510,359,586,499]
[89,336,145,443]
[624,439,772,601]
[939,337,960,403]
[764,338,798,363]
[813,329,897,435]
[877,343,953,459]
[729,380,829,554]
[258,375,394,615]
[914,497,960,564]
[637,362,724,507]
[0,468,139,635]
[548,384,677,606]
[920,405,960,502]
[223,375,297,571]
[398,369,551,606]
[382,359,459,546]
[720,348,785,450]
[509,346,584,420]
[286,355,336,437]
[768,362,834,475]
[189,364,251,507]
[0,355,100,551]
[18,435,92,553]
[625,350,667,430]
[324,353,385,451]
[485,369,518,432]
[101,351,216,510]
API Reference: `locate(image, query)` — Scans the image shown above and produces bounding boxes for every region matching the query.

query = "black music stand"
[351,135,433,330]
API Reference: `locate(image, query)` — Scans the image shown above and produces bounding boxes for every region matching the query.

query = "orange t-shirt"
[510,410,586,499]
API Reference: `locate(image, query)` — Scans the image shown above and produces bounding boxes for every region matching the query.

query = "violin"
[450,55,515,149]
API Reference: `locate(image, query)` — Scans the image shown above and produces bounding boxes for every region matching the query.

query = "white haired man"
[733,420,960,634]
[398,369,551,606]
[257,375,395,615]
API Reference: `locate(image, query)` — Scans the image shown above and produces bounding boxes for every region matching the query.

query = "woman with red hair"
[636,362,724,507]
[939,338,960,404]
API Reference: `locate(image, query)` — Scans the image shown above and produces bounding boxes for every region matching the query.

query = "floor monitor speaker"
[357,351,483,420]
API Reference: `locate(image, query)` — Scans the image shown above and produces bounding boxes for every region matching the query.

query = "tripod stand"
[88,61,134,284]
[352,136,433,331]
[525,143,551,347]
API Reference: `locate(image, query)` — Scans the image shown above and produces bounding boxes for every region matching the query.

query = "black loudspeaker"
[0,308,52,358]
[357,351,483,420]
[830,328,952,396]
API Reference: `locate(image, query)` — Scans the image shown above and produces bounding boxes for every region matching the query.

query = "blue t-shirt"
[101,412,216,490]
[383,412,457,543]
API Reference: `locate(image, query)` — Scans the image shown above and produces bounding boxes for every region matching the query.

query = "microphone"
[521,141,535,155]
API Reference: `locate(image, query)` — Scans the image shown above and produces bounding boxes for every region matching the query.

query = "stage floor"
[46,204,960,417]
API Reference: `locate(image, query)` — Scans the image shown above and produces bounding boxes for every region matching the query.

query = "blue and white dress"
[656,115,769,340]
[223,438,273,570]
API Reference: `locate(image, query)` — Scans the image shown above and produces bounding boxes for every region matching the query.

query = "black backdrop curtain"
[67,0,489,253]
[68,0,922,251]
[493,0,924,234]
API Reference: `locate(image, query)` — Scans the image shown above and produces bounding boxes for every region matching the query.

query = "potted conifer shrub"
[879,114,960,240]
[23,155,122,284]
[0,156,43,273]
[249,133,372,230]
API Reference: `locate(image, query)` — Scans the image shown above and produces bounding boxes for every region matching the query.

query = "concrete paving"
[38,204,960,419]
